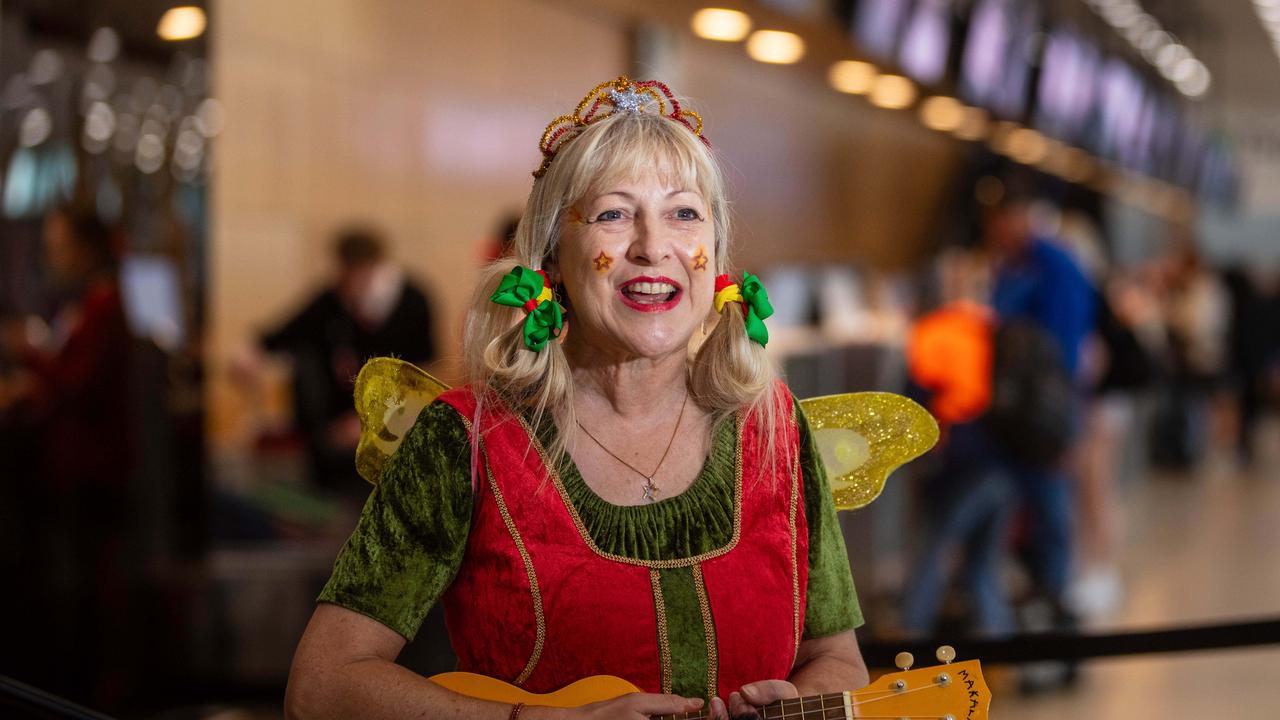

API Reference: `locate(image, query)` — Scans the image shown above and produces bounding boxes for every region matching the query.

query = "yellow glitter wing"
[354,357,450,484]
[799,393,939,511]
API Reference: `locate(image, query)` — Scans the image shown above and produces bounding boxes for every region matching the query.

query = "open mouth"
[618,276,683,312]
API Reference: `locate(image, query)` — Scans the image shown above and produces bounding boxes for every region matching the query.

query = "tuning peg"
[894,651,914,671]
[935,645,956,664]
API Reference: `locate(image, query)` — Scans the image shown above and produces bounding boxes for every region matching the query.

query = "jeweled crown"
[533,76,709,179]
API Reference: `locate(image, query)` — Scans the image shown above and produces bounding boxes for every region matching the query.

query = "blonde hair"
[462,110,786,471]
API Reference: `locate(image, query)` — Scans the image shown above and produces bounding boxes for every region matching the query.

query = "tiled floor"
[997,426,1280,719]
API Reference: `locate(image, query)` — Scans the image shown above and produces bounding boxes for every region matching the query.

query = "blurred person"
[1153,242,1229,468]
[0,203,137,708]
[900,252,1016,638]
[482,211,522,262]
[287,76,868,720]
[258,225,437,493]
[1222,266,1273,466]
[980,179,1095,626]
[1070,270,1155,619]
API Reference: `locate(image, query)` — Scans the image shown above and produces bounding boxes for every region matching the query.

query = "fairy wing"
[799,392,939,510]
[353,357,451,484]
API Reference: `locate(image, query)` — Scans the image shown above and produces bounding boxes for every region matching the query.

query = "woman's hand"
[528,693,703,720]
[707,679,799,719]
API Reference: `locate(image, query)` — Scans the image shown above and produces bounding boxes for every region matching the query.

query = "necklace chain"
[575,391,689,502]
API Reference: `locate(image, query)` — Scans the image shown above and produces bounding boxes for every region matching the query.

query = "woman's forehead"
[580,163,704,203]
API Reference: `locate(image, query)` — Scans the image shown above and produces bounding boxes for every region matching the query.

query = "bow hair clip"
[490,266,565,351]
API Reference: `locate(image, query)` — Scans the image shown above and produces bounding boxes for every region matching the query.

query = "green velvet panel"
[549,415,739,561]
[657,566,711,699]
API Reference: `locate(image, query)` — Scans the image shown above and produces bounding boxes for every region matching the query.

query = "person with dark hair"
[980,181,1095,615]
[260,224,437,493]
[1,203,136,707]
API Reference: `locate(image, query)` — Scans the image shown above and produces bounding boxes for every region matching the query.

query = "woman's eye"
[675,208,703,221]
[595,209,624,222]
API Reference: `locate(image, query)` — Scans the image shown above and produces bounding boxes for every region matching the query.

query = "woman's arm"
[286,604,513,720]
[716,631,868,719]
[787,629,869,695]
[286,604,705,720]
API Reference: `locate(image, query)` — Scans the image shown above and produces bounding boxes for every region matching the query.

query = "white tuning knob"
[894,651,914,671]
[935,645,956,664]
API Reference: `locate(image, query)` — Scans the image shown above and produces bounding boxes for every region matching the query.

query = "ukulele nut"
[935,673,951,687]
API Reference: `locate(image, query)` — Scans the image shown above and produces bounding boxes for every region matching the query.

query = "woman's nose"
[626,211,673,265]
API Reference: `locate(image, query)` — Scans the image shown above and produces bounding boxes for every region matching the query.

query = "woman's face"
[553,169,717,362]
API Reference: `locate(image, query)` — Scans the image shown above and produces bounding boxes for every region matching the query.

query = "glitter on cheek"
[592,251,613,272]
[691,245,709,271]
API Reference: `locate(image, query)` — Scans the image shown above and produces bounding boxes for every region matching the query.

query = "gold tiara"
[533,75,709,179]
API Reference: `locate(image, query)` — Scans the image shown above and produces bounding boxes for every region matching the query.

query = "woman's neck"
[566,340,688,419]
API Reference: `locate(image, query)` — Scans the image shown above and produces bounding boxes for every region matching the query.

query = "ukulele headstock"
[854,646,991,720]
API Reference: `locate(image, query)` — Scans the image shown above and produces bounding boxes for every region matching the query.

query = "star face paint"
[592,250,613,272]
[691,245,709,271]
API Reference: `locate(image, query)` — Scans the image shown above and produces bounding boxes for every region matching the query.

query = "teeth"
[629,281,675,294]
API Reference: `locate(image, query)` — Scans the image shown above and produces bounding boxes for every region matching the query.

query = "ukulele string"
[661,680,951,720]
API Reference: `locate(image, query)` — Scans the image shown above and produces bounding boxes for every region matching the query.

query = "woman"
[286,77,868,720]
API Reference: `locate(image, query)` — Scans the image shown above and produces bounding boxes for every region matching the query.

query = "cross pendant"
[641,477,658,503]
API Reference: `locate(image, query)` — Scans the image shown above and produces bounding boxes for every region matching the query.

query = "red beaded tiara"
[533,75,710,179]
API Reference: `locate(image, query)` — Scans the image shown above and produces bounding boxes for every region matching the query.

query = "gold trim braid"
[788,419,802,653]
[650,570,674,694]
[482,455,546,685]
[692,564,718,697]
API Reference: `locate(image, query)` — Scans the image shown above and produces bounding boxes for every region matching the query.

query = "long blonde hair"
[462,110,785,469]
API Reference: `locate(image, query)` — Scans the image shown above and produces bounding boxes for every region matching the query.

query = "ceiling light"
[868,74,916,109]
[828,60,877,94]
[745,30,805,64]
[1006,128,1049,165]
[919,96,964,131]
[1156,44,1191,72]
[952,106,989,141]
[157,7,206,42]
[691,8,753,42]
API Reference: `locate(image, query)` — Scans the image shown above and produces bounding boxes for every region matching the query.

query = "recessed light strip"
[1083,0,1210,98]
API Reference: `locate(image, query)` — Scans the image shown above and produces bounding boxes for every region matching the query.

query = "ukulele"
[429,646,990,720]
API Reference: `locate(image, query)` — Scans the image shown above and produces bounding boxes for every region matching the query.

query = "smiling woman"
[287,76,869,720]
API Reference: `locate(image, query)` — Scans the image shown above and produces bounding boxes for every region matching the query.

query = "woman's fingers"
[708,696,728,720]
[724,679,801,717]
[739,679,799,705]
[591,691,706,712]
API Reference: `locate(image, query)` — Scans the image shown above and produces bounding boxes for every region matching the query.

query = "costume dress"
[319,383,862,701]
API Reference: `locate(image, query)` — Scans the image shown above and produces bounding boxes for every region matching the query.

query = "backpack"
[986,320,1075,467]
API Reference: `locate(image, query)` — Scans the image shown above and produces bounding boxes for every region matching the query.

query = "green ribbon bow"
[740,271,774,347]
[490,266,564,351]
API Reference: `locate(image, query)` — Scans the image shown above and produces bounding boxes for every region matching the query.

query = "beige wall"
[209,0,625,443]
[208,0,962,445]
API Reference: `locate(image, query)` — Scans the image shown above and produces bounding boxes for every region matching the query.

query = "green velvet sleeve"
[316,400,474,640]
[797,401,865,638]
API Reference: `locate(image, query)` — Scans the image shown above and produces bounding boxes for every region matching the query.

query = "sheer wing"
[353,357,451,484]
[799,393,939,510]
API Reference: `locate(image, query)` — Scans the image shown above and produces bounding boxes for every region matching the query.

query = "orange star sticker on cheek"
[592,251,613,272]
[692,246,708,271]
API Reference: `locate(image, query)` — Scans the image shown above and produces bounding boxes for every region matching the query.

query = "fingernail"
[689,698,705,708]
[742,683,757,695]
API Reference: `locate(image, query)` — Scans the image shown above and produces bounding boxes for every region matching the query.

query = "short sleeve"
[796,400,865,638]
[317,400,474,640]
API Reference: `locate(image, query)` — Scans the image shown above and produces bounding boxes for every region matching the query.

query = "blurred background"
[0,0,1278,717]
